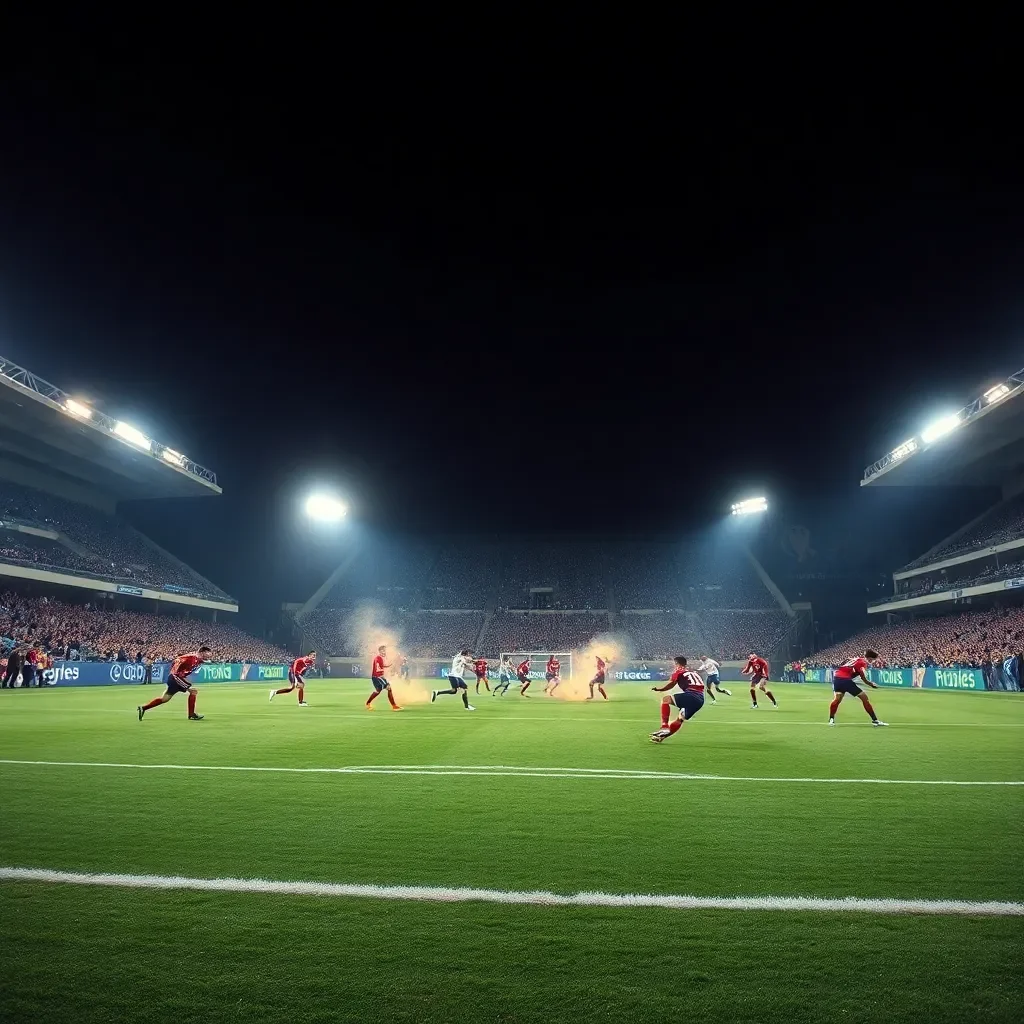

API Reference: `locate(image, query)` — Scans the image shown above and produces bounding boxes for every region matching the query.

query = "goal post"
[499,652,574,680]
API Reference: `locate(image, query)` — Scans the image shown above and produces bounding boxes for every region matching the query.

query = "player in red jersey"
[544,655,561,695]
[270,650,316,706]
[517,656,532,696]
[650,656,705,742]
[830,649,887,727]
[366,645,401,710]
[587,654,610,700]
[137,645,211,720]
[474,657,490,694]
[743,653,778,709]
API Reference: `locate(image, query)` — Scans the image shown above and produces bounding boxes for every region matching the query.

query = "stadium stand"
[902,491,1024,569]
[695,609,792,660]
[498,542,606,609]
[0,591,288,663]
[0,481,231,600]
[619,611,705,659]
[682,543,774,609]
[609,545,681,608]
[804,605,1024,671]
[480,611,610,653]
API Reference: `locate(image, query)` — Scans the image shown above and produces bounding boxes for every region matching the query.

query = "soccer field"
[1,680,1022,1023]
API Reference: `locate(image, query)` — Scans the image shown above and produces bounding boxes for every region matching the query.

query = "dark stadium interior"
[2,29,1023,1024]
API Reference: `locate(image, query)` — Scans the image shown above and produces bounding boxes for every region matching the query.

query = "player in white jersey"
[431,649,477,711]
[493,655,516,696]
[697,655,732,702]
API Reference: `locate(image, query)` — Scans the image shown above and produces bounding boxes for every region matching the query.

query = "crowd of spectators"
[903,491,1024,569]
[696,610,791,660]
[806,605,1024,670]
[498,542,607,609]
[682,544,774,609]
[886,557,1024,603]
[480,611,610,653]
[0,591,288,664]
[1,532,101,575]
[1,482,231,600]
[620,612,706,659]
[610,546,682,608]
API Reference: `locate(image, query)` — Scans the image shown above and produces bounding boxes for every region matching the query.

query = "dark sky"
[1,33,1022,615]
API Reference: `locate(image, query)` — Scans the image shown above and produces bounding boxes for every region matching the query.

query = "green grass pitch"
[1,679,1022,1023]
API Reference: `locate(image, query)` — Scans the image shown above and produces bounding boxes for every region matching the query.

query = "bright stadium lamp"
[985,383,1011,404]
[161,447,186,467]
[730,496,768,516]
[890,438,918,461]
[114,420,152,451]
[305,493,348,522]
[64,398,93,419]
[921,413,961,445]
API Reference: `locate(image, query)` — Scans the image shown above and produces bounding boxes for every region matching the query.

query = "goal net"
[499,652,574,680]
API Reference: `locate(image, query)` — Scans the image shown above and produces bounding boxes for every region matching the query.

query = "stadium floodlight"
[730,496,768,516]
[305,493,348,522]
[985,383,1011,404]
[890,438,918,461]
[161,447,186,467]
[920,412,961,445]
[113,420,152,451]
[63,398,93,420]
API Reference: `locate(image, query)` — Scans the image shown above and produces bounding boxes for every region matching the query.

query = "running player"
[544,654,561,695]
[270,650,316,705]
[431,649,476,710]
[473,656,490,694]
[743,652,778,708]
[697,654,731,702]
[830,649,888,727]
[517,655,532,696]
[137,645,211,721]
[399,655,410,680]
[650,656,705,743]
[366,644,401,710]
[494,655,516,695]
[587,654,610,700]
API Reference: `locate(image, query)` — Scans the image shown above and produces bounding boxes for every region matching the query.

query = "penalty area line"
[0,759,1021,785]
[0,867,1019,917]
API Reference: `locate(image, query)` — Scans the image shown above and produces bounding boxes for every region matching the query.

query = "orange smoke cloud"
[549,632,635,701]
[343,602,431,704]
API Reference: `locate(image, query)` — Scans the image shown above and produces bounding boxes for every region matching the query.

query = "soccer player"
[270,650,317,705]
[587,654,610,700]
[743,652,778,708]
[650,656,705,743]
[399,655,410,680]
[366,645,401,710]
[830,649,888,727]
[137,645,210,721]
[544,654,561,695]
[431,649,476,710]
[697,654,731,702]
[494,655,516,695]
[474,656,490,693]
[517,655,532,696]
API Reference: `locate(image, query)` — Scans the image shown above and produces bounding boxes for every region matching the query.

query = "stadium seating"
[882,557,1024,604]
[619,611,706,659]
[903,491,1024,569]
[0,482,232,600]
[805,605,1024,669]
[695,609,791,660]
[498,542,607,609]
[610,545,682,608]
[479,611,611,653]
[0,591,289,663]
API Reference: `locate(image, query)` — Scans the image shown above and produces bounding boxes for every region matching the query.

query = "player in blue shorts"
[830,649,887,726]
[650,656,706,743]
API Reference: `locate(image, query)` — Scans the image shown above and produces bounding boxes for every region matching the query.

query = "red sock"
[141,697,164,711]
[863,699,877,721]
[275,686,293,695]
[829,697,840,718]
[367,689,381,704]
[765,690,776,703]
[521,681,530,693]
[668,719,683,734]
[599,685,608,699]
[187,691,197,716]
[297,686,304,703]
[750,688,757,704]
[387,688,398,707]
[661,703,670,727]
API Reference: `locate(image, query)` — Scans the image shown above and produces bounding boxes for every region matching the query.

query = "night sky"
[2,36,1021,618]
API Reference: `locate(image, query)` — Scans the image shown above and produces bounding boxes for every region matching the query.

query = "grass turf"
[1,679,1022,1022]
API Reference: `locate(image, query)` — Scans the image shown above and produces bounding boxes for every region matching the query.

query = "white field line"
[0,758,1021,785]
[0,866,1019,917]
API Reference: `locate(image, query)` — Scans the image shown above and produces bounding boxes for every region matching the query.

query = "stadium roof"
[0,356,220,500]
[861,367,1024,487]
